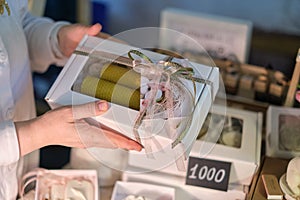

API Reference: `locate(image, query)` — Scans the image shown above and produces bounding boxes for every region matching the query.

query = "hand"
[16,101,143,156]
[57,23,102,57]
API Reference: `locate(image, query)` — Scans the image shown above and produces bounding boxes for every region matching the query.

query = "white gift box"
[127,106,262,186]
[34,170,98,200]
[266,105,300,159]
[122,172,247,200]
[193,106,262,186]
[45,35,219,164]
[111,181,175,200]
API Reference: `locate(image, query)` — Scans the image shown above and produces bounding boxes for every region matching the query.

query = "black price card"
[186,157,231,191]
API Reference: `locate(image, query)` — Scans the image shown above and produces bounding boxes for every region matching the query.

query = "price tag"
[186,157,231,191]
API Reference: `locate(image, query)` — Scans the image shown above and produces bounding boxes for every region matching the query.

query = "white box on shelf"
[160,8,253,63]
[111,181,175,200]
[127,105,262,186]
[266,105,300,159]
[45,35,219,162]
[192,106,262,186]
[122,171,247,200]
[35,170,98,200]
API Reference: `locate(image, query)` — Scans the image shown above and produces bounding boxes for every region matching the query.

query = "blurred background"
[31,0,300,168]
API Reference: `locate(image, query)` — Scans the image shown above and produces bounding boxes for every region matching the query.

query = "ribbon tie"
[128,49,213,149]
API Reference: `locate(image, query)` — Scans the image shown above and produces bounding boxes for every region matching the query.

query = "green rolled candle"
[99,63,140,90]
[81,76,140,110]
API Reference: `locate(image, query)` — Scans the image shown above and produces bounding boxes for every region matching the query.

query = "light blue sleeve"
[20,1,70,72]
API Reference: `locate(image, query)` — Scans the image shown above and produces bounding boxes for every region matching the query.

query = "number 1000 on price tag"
[186,157,231,191]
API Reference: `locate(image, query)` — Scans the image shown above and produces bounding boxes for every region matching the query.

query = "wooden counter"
[246,157,290,200]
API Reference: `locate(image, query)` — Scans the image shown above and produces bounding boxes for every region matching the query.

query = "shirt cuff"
[49,21,70,66]
[0,121,20,166]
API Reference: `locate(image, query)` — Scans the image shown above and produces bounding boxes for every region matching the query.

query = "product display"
[11,3,299,199]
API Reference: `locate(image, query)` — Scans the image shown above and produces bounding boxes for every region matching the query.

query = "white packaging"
[122,171,247,200]
[127,106,262,186]
[266,105,300,159]
[45,35,219,168]
[111,181,175,200]
[34,170,98,200]
[193,106,262,186]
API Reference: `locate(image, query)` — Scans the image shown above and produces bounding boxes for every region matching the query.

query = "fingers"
[104,130,143,151]
[72,100,109,120]
[86,23,102,36]
[97,121,143,151]
[110,134,143,151]
[58,23,103,57]
[76,119,143,151]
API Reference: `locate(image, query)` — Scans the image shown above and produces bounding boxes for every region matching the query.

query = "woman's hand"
[57,23,102,57]
[15,101,143,156]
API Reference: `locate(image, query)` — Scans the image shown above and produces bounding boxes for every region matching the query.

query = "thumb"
[86,23,102,36]
[72,100,109,120]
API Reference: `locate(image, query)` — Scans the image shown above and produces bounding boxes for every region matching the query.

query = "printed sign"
[160,8,252,63]
[186,157,231,191]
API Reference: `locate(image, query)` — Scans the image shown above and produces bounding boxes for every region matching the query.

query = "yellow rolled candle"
[81,76,140,110]
[99,63,140,89]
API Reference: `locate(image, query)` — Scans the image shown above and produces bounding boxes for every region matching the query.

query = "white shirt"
[0,0,68,199]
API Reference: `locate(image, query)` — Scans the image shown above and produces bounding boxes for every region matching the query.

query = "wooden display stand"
[246,157,289,200]
[284,48,300,107]
[215,48,300,104]
[215,59,288,105]
[226,49,299,200]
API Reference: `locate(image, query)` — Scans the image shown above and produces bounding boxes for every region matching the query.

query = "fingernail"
[135,143,143,152]
[137,147,143,152]
[97,101,108,111]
